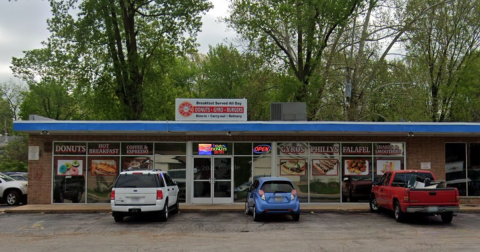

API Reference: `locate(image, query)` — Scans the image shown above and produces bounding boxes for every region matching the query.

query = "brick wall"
[27,134,480,204]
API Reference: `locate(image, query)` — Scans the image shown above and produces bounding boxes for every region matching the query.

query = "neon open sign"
[253,145,271,154]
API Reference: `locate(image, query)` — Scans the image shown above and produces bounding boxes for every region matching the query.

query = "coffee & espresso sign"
[175,98,247,121]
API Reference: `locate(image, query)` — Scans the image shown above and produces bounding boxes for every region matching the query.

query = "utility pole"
[345,67,352,121]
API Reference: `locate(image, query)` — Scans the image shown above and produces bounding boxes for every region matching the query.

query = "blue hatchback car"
[245,177,300,221]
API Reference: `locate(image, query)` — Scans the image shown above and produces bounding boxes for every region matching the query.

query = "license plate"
[275,197,283,202]
[129,209,141,213]
[129,197,141,203]
[427,206,438,212]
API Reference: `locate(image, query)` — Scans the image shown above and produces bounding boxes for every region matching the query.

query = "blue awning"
[12,120,480,136]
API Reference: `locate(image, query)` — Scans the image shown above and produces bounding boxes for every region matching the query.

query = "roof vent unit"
[270,102,307,121]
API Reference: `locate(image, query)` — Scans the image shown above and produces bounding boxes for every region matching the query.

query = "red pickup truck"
[370,170,460,223]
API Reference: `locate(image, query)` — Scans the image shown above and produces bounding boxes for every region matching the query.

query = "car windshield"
[0,173,15,182]
[261,181,294,193]
[114,173,164,188]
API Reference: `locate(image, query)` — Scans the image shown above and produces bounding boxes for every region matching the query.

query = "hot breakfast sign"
[175,98,247,121]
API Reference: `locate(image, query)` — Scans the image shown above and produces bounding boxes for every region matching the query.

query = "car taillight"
[403,189,409,203]
[157,190,163,200]
[259,190,265,200]
[291,190,297,200]
[111,190,115,200]
[455,188,460,202]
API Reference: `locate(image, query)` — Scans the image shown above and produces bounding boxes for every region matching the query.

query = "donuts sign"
[175,98,247,121]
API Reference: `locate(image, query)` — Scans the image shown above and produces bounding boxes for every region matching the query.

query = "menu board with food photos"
[280,159,306,176]
[55,157,85,176]
[312,159,339,176]
[90,158,118,176]
[344,158,369,176]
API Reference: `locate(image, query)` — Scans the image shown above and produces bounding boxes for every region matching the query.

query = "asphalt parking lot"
[1,211,480,252]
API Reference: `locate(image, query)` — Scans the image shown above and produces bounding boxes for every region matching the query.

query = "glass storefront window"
[234,143,252,155]
[233,156,252,202]
[468,143,480,196]
[52,156,86,203]
[341,157,372,202]
[87,157,118,203]
[309,176,340,203]
[154,143,186,155]
[278,156,308,203]
[154,155,186,203]
[252,155,271,178]
[445,143,467,196]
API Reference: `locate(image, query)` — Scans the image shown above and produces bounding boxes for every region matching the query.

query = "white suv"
[110,169,179,222]
[0,173,28,205]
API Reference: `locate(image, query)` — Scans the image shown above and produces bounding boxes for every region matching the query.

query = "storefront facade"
[13,121,480,205]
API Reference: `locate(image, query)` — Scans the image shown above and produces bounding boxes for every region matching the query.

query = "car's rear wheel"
[253,206,261,222]
[394,201,406,222]
[245,202,251,215]
[369,195,380,212]
[292,213,300,221]
[5,190,21,206]
[159,201,169,222]
[441,213,453,224]
[114,215,124,222]
[171,201,179,215]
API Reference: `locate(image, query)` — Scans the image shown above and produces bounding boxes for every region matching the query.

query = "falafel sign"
[175,98,247,121]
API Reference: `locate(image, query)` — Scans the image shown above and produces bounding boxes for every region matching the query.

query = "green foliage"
[0,136,28,172]
[224,0,364,104]
[196,44,290,120]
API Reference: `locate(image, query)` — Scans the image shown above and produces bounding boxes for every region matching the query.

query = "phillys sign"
[175,98,247,121]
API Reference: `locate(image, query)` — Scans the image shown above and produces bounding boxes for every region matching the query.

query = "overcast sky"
[0,0,237,83]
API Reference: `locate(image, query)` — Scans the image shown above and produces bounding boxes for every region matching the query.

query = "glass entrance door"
[193,157,232,204]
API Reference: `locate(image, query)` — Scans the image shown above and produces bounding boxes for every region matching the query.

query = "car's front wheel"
[5,190,21,206]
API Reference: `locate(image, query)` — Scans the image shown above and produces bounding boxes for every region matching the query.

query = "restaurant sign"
[54,142,87,155]
[175,98,247,121]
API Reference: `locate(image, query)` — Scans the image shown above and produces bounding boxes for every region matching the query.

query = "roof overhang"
[12,120,480,137]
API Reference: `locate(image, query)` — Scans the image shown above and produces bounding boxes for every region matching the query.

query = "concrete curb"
[2,205,479,214]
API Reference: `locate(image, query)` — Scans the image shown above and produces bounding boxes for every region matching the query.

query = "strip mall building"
[12,99,480,205]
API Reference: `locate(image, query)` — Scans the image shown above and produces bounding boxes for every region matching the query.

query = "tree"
[0,135,28,172]
[0,79,27,121]
[196,44,289,120]
[56,0,212,120]
[224,0,364,106]
[404,0,480,122]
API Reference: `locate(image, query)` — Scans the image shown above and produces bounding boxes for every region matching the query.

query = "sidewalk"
[2,203,480,214]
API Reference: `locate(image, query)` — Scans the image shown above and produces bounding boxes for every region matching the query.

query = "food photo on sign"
[280,159,306,175]
[376,159,401,175]
[312,159,338,176]
[57,158,84,176]
[123,157,152,171]
[91,159,118,176]
[344,159,369,175]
